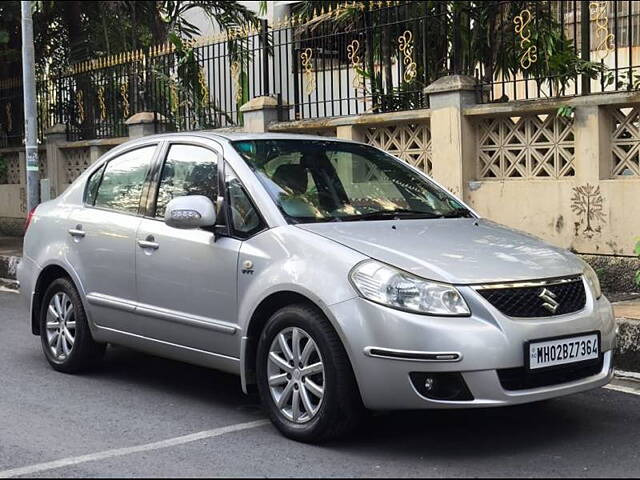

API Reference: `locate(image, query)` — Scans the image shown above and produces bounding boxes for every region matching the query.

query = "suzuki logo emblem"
[539,288,560,313]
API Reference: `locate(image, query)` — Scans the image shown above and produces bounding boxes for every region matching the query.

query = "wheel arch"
[31,264,74,335]
[240,290,354,395]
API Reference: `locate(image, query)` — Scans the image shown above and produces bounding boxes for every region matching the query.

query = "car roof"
[127,131,362,145]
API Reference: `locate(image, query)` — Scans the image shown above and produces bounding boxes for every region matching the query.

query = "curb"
[607,369,640,396]
[615,317,640,373]
[0,255,20,281]
[0,278,18,292]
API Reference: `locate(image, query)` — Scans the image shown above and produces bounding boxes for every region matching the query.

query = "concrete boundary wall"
[0,132,126,235]
[0,145,46,228]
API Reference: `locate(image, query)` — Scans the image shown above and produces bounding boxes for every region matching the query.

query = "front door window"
[154,144,218,218]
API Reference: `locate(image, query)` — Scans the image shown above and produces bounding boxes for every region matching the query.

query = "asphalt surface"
[1,290,640,478]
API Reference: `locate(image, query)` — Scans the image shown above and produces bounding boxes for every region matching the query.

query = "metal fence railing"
[0,78,25,148]
[475,0,640,102]
[1,76,55,148]
[1,1,640,144]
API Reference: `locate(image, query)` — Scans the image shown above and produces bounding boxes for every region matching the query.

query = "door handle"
[137,236,159,250]
[68,227,86,238]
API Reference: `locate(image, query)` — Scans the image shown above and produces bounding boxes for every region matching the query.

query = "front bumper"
[328,284,616,410]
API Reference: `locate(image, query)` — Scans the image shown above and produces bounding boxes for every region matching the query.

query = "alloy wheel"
[267,326,325,423]
[45,292,76,361]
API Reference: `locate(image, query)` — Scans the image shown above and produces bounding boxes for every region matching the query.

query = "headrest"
[273,164,308,194]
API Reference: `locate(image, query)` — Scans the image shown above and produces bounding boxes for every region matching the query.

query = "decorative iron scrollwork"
[76,90,85,124]
[300,48,316,96]
[120,83,129,119]
[398,30,417,82]
[198,67,210,105]
[514,9,538,70]
[230,61,243,104]
[590,1,614,59]
[97,86,106,120]
[169,80,179,114]
[347,40,364,91]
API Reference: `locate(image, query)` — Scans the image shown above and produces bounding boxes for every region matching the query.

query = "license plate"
[527,333,599,370]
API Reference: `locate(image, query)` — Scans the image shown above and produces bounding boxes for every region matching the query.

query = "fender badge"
[242,260,254,275]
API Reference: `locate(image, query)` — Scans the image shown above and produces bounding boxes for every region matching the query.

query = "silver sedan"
[18,133,616,442]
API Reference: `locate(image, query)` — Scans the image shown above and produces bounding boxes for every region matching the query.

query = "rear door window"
[94,145,156,214]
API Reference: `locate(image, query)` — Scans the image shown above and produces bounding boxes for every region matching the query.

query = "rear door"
[133,141,242,358]
[66,143,158,331]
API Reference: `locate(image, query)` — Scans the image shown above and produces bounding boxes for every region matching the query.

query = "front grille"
[476,277,586,318]
[497,355,604,391]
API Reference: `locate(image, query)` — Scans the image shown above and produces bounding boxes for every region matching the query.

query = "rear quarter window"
[84,164,105,206]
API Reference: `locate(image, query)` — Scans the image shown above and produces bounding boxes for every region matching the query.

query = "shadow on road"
[87,343,619,458]
[347,400,594,459]
[88,344,263,415]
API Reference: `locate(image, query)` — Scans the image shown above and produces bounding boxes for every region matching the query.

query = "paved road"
[1,291,640,478]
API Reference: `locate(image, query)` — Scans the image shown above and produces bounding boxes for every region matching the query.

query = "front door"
[134,142,241,358]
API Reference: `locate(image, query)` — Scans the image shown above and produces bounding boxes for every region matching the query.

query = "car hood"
[296,218,583,285]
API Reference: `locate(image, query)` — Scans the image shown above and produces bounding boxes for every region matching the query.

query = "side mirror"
[164,195,216,229]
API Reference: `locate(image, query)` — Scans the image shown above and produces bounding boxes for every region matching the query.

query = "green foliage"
[602,69,640,91]
[294,1,605,107]
[154,17,257,128]
[470,2,604,95]
[556,105,575,119]
[0,0,261,131]
[151,1,259,40]
[526,17,604,94]
[152,32,234,130]
[0,1,259,77]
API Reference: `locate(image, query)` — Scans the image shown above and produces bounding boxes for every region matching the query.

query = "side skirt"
[93,324,241,377]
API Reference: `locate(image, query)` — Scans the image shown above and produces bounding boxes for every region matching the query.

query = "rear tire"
[256,303,363,443]
[39,278,105,373]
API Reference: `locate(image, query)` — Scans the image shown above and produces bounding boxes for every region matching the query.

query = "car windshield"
[232,139,472,224]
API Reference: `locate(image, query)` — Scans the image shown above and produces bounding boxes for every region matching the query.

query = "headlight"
[349,260,470,316]
[582,262,602,299]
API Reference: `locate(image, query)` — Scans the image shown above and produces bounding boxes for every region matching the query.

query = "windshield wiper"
[339,209,440,221]
[438,207,473,219]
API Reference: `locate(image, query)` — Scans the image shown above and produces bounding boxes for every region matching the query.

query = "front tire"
[39,277,105,373]
[256,304,363,442]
